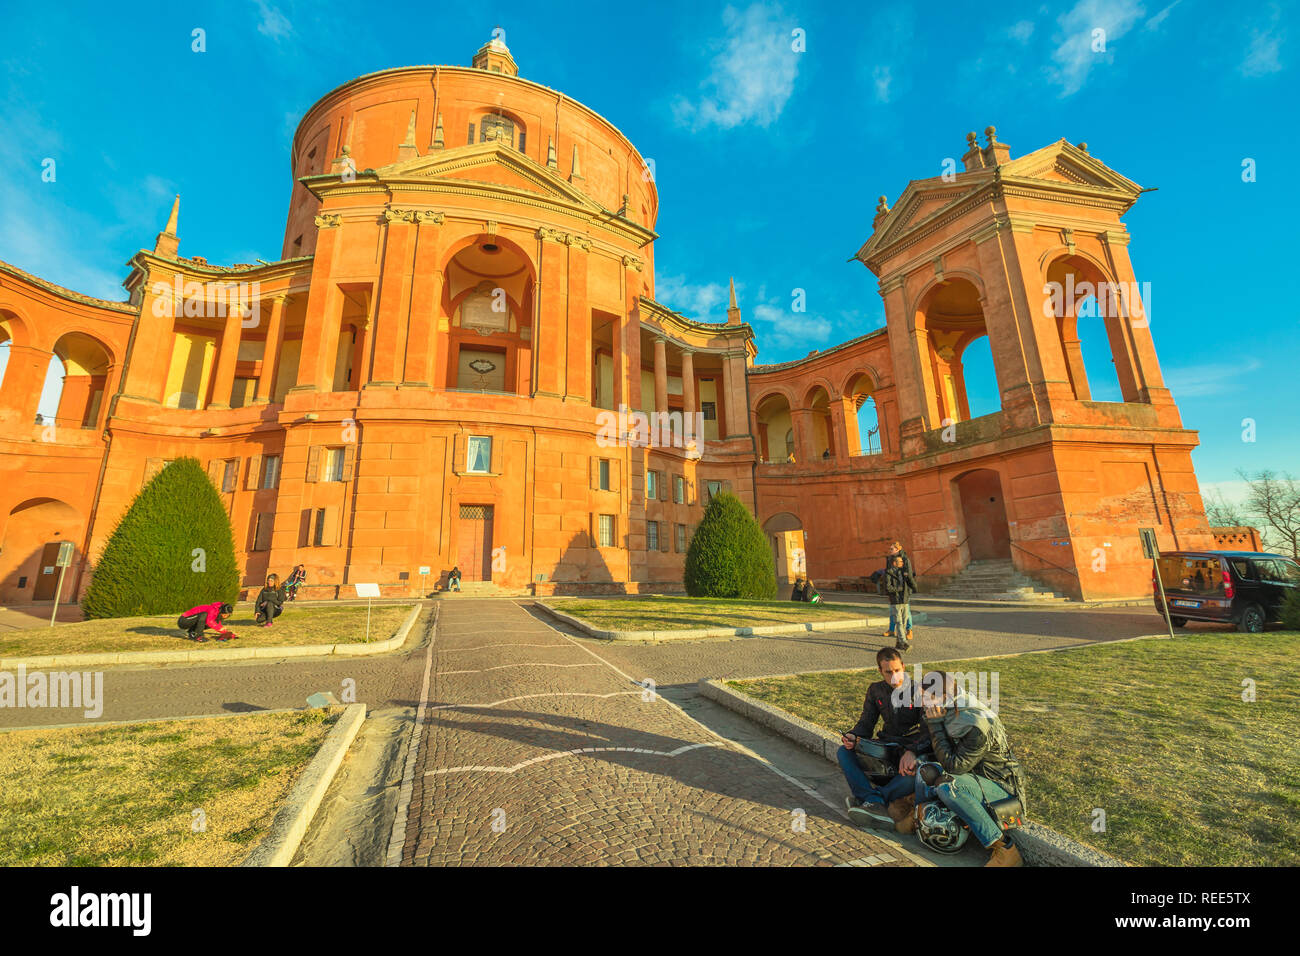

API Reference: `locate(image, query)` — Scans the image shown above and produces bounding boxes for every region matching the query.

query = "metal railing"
[1010,541,1080,579]
[918,536,969,578]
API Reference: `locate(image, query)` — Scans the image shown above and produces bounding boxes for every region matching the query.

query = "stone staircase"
[927,558,1069,603]
[436,580,533,597]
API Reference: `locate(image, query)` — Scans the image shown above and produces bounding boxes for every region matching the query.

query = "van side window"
[1232,559,1255,579]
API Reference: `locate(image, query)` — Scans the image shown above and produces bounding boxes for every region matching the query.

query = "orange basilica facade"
[0,37,1221,607]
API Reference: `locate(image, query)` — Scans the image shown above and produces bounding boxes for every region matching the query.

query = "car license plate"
[1173,600,1200,608]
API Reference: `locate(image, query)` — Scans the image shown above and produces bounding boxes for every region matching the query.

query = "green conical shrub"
[683,491,777,600]
[81,457,240,619]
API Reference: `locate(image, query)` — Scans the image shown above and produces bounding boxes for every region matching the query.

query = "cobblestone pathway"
[398,600,927,867]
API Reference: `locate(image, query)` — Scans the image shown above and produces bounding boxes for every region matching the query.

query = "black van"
[1153,551,1299,632]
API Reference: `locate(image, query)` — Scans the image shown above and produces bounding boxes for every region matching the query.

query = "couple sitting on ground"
[838,645,1026,867]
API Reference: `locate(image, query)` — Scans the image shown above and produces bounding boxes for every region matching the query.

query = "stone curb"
[535,602,897,642]
[697,678,1123,868]
[0,604,423,671]
[241,703,367,867]
[821,591,1150,610]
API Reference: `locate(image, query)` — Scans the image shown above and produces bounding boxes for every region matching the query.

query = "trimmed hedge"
[81,457,240,619]
[684,491,777,600]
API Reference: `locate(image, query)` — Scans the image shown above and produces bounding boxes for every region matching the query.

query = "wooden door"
[33,542,63,600]
[457,505,494,581]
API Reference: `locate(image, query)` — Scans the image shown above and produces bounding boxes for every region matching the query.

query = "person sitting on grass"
[884,554,917,650]
[177,602,236,643]
[840,646,928,829]
[255,574,285,627]
[910,670,1027,867]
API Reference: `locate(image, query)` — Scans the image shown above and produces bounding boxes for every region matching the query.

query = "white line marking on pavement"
[439,643,571,651]
[428,691,638,711]
[440,662,601,675]
[425,741,726,775]
[542,620,935,867]
[385,603,438,868]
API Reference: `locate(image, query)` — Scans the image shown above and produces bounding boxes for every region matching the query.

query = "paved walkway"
[394,600,925,866]
[1,597,1177,864]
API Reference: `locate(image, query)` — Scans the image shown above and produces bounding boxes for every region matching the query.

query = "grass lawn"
[0,709,338,866]
[550,595,869,631]
[0,604,415,659]
[730,630,1300,867]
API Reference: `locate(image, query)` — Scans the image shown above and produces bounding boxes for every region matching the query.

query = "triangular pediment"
[856,139,1142,268]
[1001,140,1142,193]
[375,141,602,212]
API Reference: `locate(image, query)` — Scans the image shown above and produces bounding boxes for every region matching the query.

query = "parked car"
[1153,550,1299,632]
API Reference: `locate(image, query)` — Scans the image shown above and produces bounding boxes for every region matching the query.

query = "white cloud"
[1144,0,1180,30]
[1240,7,1284,77]
[1163,358,1260,398]
[751,301,833,353]
[653,274,729,320]
[1008,20,1035,42]
[1045,0,1145,97]
[253,0,293,42]
[872,65,893,103]
[673,3,801,130]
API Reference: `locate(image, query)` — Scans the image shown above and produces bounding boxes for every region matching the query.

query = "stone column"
[403,211,445,387]
[721,350,748,438]
[119,280,179,404]
[292,213,345,392]
[253,295,288,404]
[207,300,245,409]
[369,208,417,387]
[614,255,644,412]
[534,227,568,398]
[830,396,856,458]
[653,335,668,413]
[0,344,49,431]
[1101,230,1172,405]
[680,348,696,418]
[565,236,591,401]
[1058,319,1091,400]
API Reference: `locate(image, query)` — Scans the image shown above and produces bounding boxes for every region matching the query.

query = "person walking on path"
[884,555,917,650]
[255,574,285,626]
[177,602,236,643]
[883,540,914,640]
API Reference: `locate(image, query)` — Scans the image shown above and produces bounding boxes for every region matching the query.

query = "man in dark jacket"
[883,541,913,640]
[884,555,917,650]
[913,670,1027,867]
[839,646,930,829]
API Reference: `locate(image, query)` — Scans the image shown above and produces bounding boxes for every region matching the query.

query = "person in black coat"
[885,555,918,650]
[255,574,285,626]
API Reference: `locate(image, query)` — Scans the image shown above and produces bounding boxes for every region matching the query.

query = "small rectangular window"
[707,480,723,503]
[673,474,685,504]
[467,436,492,474]
[313,508,326,547]
[468,123,476,144]
[325,448,345,482]
[518,130,526,153]
[253,513,274,551]
[675,523,687,553]
[701,401,717,421]
[598,459,611,491]
[647,520,659,552]
[646,470,658,501]
[262,455,281,490]
[598,514,615,548]
[222,459,238,493]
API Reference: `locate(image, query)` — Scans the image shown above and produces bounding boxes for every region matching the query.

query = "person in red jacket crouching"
[177,602,236,642]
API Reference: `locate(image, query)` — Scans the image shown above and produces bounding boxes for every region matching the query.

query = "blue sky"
[1,0,1294,502]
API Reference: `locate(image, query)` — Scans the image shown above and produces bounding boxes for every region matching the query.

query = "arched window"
[479,113,524,151]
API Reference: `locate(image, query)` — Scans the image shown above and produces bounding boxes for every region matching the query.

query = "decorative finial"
[876,195,889,214]
[984,125,998,146]
[728,277,738,310]
[402,110,416,146]
[966,131,978,147]
[164,194,180,235]
[432,112,444,149]
[1076,141,1088,153]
